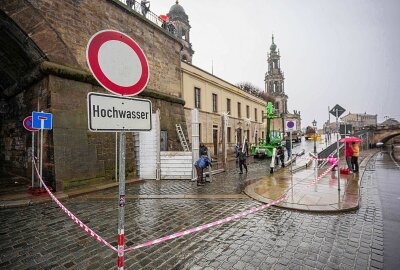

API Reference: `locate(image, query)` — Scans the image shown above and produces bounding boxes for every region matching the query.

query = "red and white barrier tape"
[33,155,336,254]
[122,195,288,252]
[309,162,338,186]
[294,156,338,162]
[33,161,118,252]
[33,160,288,253]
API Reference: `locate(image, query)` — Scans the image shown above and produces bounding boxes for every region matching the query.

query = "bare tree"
[236,82,275,103]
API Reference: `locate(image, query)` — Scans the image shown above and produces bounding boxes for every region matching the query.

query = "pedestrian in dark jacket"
[285,138,292,161]
[236,142,248,174]
[199,143,208,157]
[195,156,211,186]
[276,146,285,167]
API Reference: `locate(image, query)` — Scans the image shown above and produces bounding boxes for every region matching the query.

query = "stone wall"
[1,0,182,97]
[49,73,187,191]
[0,0,188,190]
[0,78,54,184]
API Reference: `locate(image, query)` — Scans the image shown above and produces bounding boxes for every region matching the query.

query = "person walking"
[345,142,353,171]
[194,155,211,186]
[126,0,135,9]
[236,142,248,174]
[276,146,285,167]
[351,142,359,173]
[244,139,250,165]
[141,0,150,16]
[199,143,208,157]
[285,138,292,161]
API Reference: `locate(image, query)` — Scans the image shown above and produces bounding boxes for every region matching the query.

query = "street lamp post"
[312,119,317,154]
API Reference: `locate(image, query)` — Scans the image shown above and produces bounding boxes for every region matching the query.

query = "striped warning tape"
[33,160,118,252]
[308,162,338,186]
[122,195,288,252]
[33,156,335,254]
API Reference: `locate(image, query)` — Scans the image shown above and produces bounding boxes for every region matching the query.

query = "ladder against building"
[176,124,189,152]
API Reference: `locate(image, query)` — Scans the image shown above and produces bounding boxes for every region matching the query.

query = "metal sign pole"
[39,120,44,188]
[32,132,35,188]
[290,130,293,174]
[115,132,118,182]
[117,131,126,270]
[336,110,340,191]
[191,109,199,181]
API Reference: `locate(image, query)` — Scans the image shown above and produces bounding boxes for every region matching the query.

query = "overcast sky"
[152,0,400,128]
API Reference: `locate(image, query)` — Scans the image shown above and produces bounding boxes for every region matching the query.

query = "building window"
[194,87,201,109]
[261,110,264,122]
[246,130,250,141]
[227,98,231,114]
[237,102,241,118]
[199,123,202,143]
[212,93,218,113]
[246,105,250,118]
[275,102,280,111]
[255,108,258,122]
[227,127,231,143]
[262,131,265,140]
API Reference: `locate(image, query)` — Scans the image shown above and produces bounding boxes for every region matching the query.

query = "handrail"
[119,0,177,37]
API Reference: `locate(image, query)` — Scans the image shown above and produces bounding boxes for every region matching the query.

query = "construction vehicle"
[304,126,316,140]
[304,126,321,141]
[250,102,282,157]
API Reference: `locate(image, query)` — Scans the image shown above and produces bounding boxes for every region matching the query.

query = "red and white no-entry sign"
[23,116,38,132]
[86,30,149,96]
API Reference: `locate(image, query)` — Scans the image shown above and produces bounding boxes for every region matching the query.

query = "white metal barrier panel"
[160,152,192,179]
[137,112,160,179]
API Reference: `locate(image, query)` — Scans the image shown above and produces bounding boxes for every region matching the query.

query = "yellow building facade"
[181,62,267,157]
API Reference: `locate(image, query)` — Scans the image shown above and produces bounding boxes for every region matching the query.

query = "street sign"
[330,104,346,118]
[32,112,53,129]
[87,92,152,132]
[86,30,149,96]
[23,116,38,132]
[285,120,296,131]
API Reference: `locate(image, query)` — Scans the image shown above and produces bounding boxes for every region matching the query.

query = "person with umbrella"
[351,142,360,173]
[345,142,353,171]
[339,137,362,173]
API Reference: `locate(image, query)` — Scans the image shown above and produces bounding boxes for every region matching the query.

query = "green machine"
[251,102,283,157]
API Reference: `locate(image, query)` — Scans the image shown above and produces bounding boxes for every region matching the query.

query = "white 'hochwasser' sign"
[87,92,152,132]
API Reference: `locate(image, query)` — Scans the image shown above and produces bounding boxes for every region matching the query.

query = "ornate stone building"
[341,112,377,130]
[264,35,301,133]
[167,1,194,63]
[265,35,288,115]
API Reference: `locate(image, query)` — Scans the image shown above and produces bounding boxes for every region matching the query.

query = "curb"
[0,178,143,209]
[243,151,378,213]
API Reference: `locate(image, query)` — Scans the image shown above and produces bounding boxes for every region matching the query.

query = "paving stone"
[370,259,384,269]
[0,153,387,269]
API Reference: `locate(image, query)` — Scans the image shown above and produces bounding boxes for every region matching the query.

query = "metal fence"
[118,0,177,36]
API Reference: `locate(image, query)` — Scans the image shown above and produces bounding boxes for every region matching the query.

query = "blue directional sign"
[32,112,53,129]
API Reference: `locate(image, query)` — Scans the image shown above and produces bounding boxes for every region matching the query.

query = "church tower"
[264,35,288,115]
[167,1,194,63]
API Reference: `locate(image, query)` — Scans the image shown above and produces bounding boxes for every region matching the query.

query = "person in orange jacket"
[351,142,360,173]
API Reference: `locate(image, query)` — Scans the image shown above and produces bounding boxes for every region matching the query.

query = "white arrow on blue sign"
[32,112,53,129]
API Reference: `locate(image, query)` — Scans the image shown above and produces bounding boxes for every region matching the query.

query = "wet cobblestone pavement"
[0,154,385,269]
[100,159,271,196]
